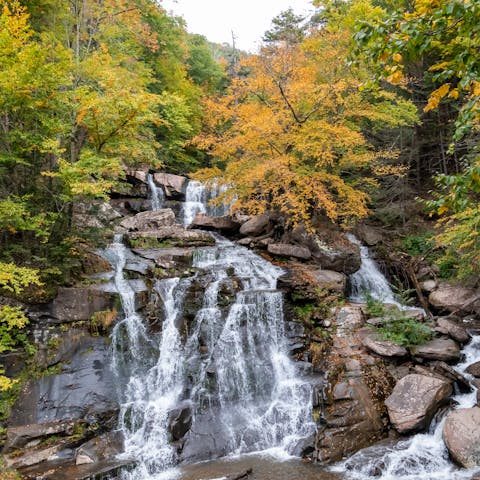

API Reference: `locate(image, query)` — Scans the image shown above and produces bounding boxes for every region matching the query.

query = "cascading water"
[147,173,165,211]
[331,335,480,480]
[182,180,206,227]
[182,180,231,227]
[106,187,315,480]
[346,233,401,306]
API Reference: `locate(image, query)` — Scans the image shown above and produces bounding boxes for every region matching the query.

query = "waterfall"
[105,187,315,479]
[147,173,164,211]
[331,335,480,480]
[182,180,231,227]
[346,233,401,306]
[182,180,206,227]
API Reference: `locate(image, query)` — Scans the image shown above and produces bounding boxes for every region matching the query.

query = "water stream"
[105,185,315,480]
[104,184,479,480]
[148,174,165,211]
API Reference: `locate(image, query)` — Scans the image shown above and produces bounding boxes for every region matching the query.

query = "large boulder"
[358,328,408,358]
[125,168,148,184]
[436,317,471,344]
[268,243,311,260]
[443,407,480,468]
[466,362,480,377]
[49,287,116,323]
[153,173,187,199]
[385,374,452,434]
[190,213,240,233]
[354,224,383,246]
[311,270,346,293]
[119,209,175,231]
[72,201,122,229]
[239,213,273,237]
[75,431,124,465]
[128,226,215,248]
[429,283,480,313]
[410,338,461,363]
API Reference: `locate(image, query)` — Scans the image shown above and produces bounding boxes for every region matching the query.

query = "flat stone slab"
[411,337,461,363]
[358,328,408,357]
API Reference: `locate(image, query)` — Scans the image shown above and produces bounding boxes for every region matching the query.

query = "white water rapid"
[147,173,165,211]
[105,188,315,480]
[182,180,230,227]
[331,335,480,480]
[346,233,401,306]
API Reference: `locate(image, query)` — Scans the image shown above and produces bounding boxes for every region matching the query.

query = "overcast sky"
[161,0,314,52]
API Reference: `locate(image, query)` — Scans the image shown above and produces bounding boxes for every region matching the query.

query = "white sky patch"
[161,0,314,52]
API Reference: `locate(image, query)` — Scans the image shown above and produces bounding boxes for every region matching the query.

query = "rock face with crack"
[385,374,452,434]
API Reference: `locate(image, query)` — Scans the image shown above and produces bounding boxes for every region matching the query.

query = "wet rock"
[267,243,311,260]
[311,236,361,275]
[4,419,81,452]
[190,213,240,233]
[411,338,461,363]
[466,362,480,377]
[225,468,253,480]
[429,283,480,313]
[168,402,193,441]
[48,287,117,323]
[9,334,118,426]
[314,305,393,464]
[436,317,471,344]
[429,361,472,393]
[75,431,124,465]
[128,227,215,247]
[4,442,70,469]
[20,458,134,480]
[239,213,272,237]
[133,247,194,269]
[358,328,408,358]
[120,208,176,231]
[153,172,187,199]
[443,407,480,468]
[385,374,452,434]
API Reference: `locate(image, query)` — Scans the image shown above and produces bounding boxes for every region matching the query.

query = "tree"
[193,1,417,228]
[263,8,307,45]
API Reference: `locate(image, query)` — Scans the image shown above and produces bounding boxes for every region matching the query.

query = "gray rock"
[411,338,461,363]
[429,284,480,313]
[125,168,148,183]
[168,401,193,441]
[466,361,480,377]
[385,374,452,434]
[49,287,116,323]
[443,407,480,468]
[4,419,80,452]
[153,173,187,198]
[190,213,240,233]
[436,317,471,343]
[312,270,346,293]
[128,227,214,247]
[358,328,408,358]
[119,209,175,231]
[239,213,272,237]
[75,431,124,465]
[312,239,361,274]
[267,243,311,260]
[420,279,438,293]
[354,225,383,246]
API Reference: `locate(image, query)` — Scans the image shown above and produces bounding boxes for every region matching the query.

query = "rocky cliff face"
[2,170,480,480]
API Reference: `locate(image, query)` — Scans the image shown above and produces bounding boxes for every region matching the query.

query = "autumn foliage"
[193,5,417,227]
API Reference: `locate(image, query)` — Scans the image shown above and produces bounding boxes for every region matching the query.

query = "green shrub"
[365,293,387,318]
[374,315,433,347]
